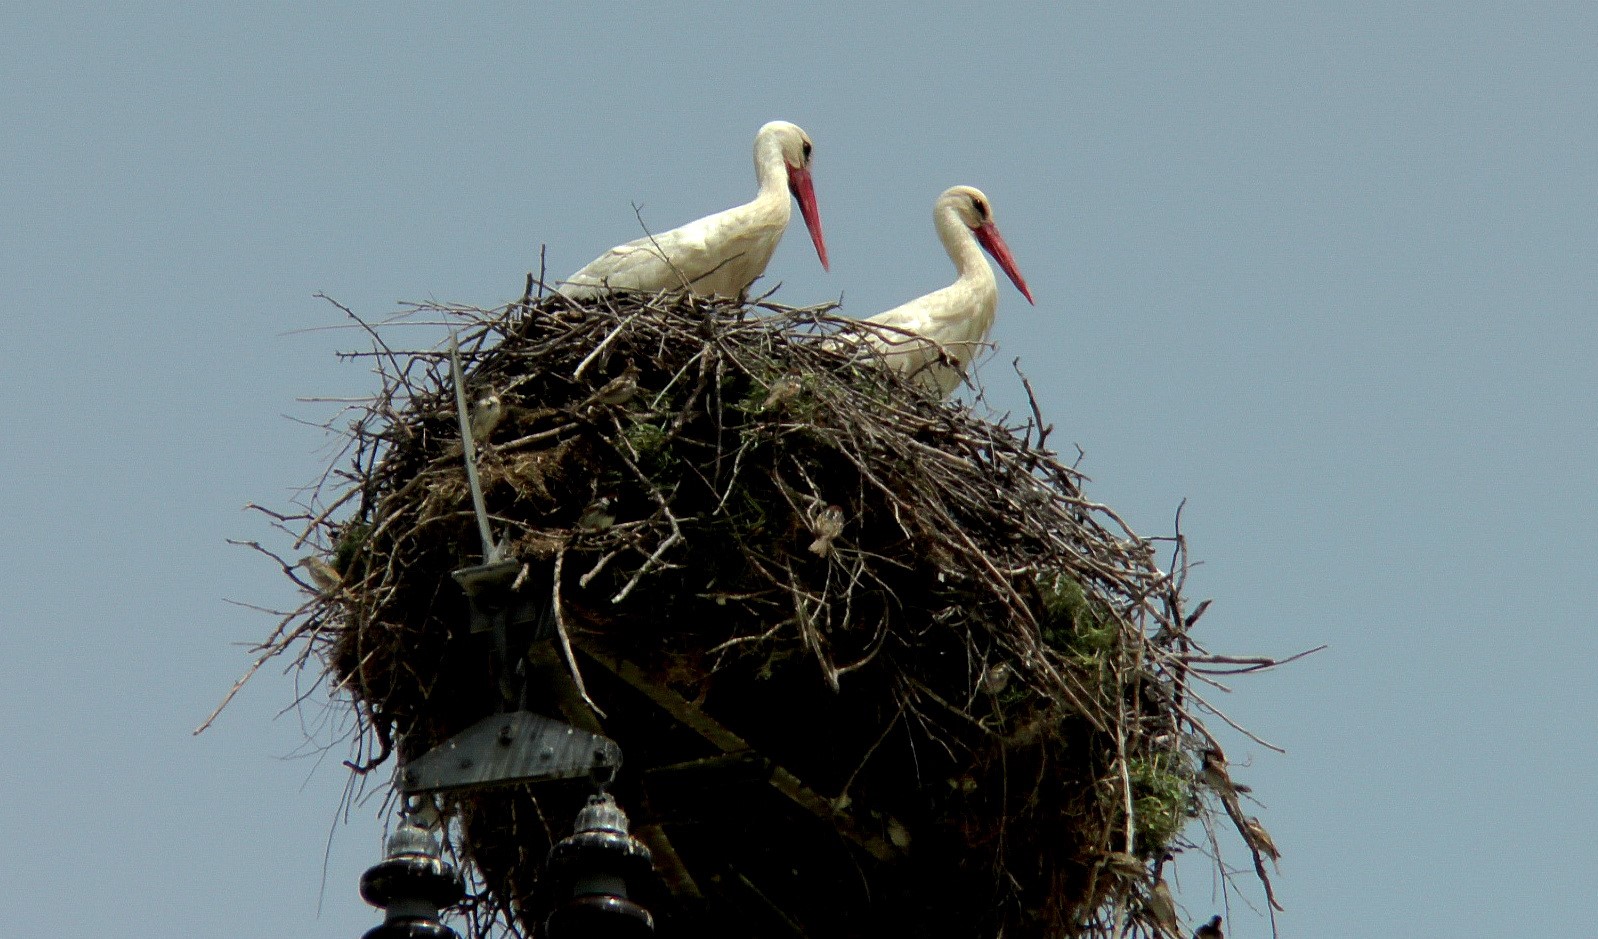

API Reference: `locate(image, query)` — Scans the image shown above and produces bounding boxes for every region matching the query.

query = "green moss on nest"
[620,420,676,474]
[1126,754,1195,855]
[1040,572,1119,662]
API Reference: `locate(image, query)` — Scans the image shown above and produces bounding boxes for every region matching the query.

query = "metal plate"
[400,710,622,794]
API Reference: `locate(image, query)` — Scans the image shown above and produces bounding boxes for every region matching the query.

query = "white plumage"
[560,121,829,299]
[855,185,1033,398]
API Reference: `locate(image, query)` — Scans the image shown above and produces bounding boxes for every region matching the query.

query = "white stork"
[855,185,1033,398]
[560,121,828,299]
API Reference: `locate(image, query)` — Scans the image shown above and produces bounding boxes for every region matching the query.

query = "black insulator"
[363,921,460,939]
[360,820,464,939]
[544,793,658,939]
[545,894,655,939]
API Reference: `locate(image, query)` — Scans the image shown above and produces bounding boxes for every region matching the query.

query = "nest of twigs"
[227,284,1288,939]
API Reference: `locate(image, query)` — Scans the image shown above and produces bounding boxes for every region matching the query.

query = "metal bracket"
[402,335,621,798]
[453,557,553,710]
[401,710,622,795]
[453,559,551,637]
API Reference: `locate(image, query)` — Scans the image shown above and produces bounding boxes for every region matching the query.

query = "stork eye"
[801,140,813,160]
[973,198,989,220]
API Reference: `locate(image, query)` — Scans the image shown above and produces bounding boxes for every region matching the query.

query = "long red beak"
[974,222,1034,304]
[786,164,830,271]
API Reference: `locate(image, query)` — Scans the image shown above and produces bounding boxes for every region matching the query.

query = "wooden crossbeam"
[577,644,901,863]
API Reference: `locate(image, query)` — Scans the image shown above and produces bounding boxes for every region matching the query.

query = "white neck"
[753,134,793,203]
[935,202,995,285]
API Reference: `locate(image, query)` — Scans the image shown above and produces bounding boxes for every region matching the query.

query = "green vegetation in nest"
[226,284,1292,939]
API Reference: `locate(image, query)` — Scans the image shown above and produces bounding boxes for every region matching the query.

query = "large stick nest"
[232,285,1286,939]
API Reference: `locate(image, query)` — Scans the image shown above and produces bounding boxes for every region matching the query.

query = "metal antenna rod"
[449,332,500,563]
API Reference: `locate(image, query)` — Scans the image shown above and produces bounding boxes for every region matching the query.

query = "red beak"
[974,221,1034,304]
[786,164,830,271]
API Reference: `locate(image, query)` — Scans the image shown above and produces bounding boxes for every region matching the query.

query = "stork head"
[757,120,829,271]
[943,185,1034,304]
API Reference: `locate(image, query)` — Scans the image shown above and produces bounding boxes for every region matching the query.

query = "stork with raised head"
[559,121,829,299]
[854,185,1033,398]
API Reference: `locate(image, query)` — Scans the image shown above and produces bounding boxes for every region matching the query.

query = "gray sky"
[3,4,1593,936]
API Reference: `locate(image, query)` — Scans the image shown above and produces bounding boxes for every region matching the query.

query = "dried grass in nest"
[222,283,1294,939]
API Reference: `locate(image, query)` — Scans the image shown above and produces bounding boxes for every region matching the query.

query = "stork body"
[560,121,828,299]
[857,186,1033,398]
